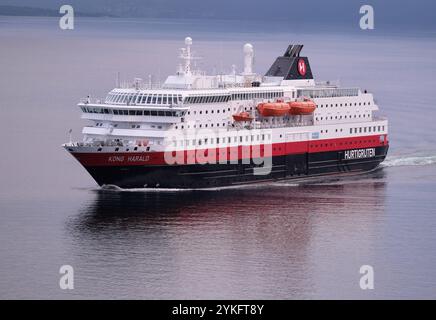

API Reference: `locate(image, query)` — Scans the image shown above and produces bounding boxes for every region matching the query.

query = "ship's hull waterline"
[71,145,389,189]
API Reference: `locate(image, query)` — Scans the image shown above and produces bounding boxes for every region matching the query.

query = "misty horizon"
[1,0,436,32]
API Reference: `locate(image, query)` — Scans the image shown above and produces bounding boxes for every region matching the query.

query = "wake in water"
[382,154,436,168]
[95,154,436,192]
[100,184,190,192]
[99,182,271,193]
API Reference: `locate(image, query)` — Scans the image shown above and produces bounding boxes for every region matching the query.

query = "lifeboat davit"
[257,101,291,117]
[288,99,316,115]
[232,111,253,122]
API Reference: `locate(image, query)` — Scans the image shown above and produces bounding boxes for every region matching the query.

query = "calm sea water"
[0,17,436,299]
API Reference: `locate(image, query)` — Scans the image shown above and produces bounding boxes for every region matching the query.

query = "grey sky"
[1,0,435,30]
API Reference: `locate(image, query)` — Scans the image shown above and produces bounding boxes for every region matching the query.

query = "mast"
[180,37,193,75]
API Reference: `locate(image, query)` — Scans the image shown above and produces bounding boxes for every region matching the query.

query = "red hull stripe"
[71,134,388,167]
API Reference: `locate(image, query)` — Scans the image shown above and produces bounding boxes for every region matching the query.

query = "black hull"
[83,145,389,189]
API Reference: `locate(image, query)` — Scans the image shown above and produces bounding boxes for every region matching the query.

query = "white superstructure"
[72,37,387,153]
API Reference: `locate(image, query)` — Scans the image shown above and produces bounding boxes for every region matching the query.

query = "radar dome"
[243,43,253,53]
[185,37,193,45]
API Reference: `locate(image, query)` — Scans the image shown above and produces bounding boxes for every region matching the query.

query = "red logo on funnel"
[297,58,306,76]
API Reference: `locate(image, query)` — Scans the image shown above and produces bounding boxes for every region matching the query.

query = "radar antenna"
[179,37,201,75]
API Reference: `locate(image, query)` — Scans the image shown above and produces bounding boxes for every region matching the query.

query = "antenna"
[134,78,142,90]
[183,37,193,75]
[158,67,161,87]
[243,43,254,75]
[179,36,201,75]
[219,41,223,75]
[116,71,120,87]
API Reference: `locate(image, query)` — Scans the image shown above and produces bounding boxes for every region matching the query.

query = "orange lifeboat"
[257,101,291,117]
[232,111,253,122]
[288,99,316,115]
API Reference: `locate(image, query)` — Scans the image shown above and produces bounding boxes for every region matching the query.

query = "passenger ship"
[63,37,389,189]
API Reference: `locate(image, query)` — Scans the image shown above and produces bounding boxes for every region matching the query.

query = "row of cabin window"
[184,95,230,104]
[231,91,283,101]
[106,93,183,105]
[318,128,358,133]
[316,113,371,121]
[81,106,184,117]
[349,125,385,134]
[310,139,379,149]
[96,145,153,152]
[184,105,255,117]
[94,123,163,130]
[130,124,163,129]
[319,101,371,108]
[175,122,227,129]
[184,105,257,118]
[173,134,272,147]
[187,107,232,115]
[297,88,359,98]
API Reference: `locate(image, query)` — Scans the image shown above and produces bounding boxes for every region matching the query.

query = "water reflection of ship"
[74,169,387,225]
[66,170,387,298]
